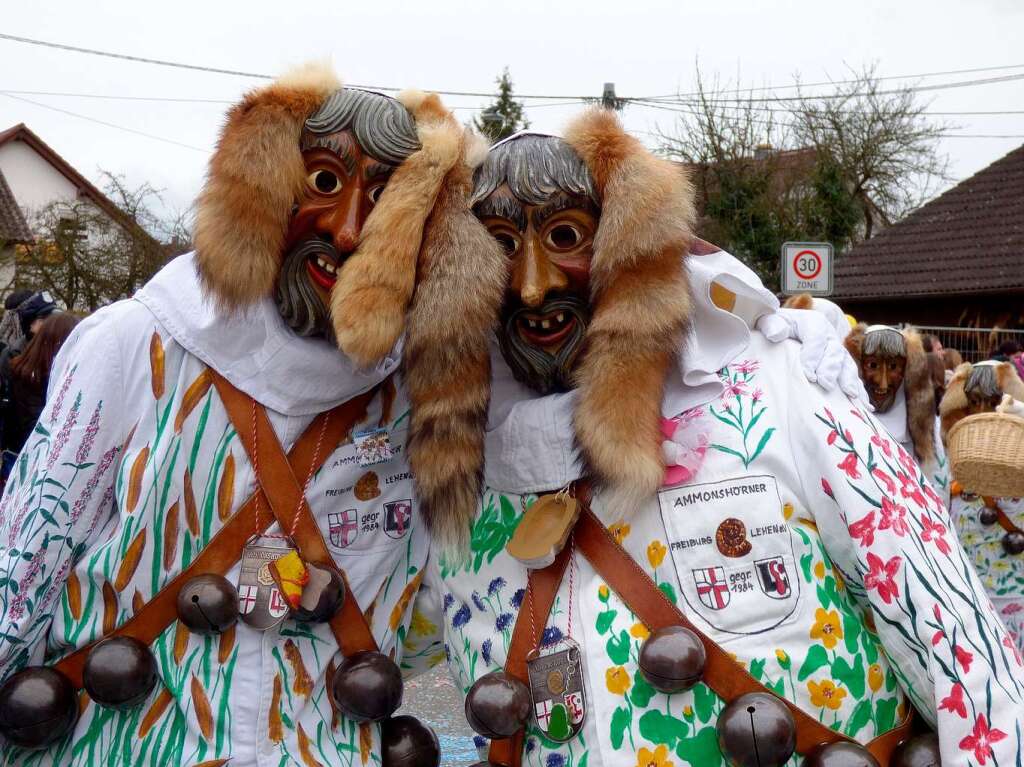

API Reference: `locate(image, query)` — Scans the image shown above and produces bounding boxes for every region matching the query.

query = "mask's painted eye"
[547,224,581,250]
[493,232,519,256]
[367,183,386,204]
[308,169,342,195]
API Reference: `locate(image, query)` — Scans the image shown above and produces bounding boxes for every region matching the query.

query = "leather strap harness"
[54,372,380,687]
[488,492,913,766]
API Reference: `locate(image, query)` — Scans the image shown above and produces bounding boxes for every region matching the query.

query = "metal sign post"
[781,242,833,296]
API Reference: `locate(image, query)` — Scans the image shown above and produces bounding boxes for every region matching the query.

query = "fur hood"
[940,360,1024,441]
[845,324,937,467]
[405,109,696,550]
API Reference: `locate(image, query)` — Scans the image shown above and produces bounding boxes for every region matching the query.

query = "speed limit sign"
[781,242,833,296]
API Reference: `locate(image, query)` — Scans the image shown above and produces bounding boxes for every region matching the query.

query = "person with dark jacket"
[0,290,35,357]
[0,312,79,480]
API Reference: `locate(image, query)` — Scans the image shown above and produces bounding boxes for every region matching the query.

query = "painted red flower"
[872,468,896,496]
[863,553,902,604]
[1002,636,1023,666]
[870,433,893,458]
[920,514,951,555]
[824,407,835,422]
[959,714,1007,765]
[897,445,917,476]
[897,472,927,509]
[955,645,974,673]
[827,429,839,445]
[939,683,967,719]
[878,497,909,537]
[850,408,868,423]
[837,452,861,479]
[723,381,748,399]
[849,512,877,547]
[821,478,834,499]
[923,483,945,512]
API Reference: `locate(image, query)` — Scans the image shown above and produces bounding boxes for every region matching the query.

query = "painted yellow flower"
[809,608,844,650]
[647,540,667,568]
[782,502,794,520]
[630,622,651,640]
[813,561,826,580]
[775,649,789,664]
[868,663,884,693]
[409,610,437,638]
[682,705,694,719]
[606,666,632,695]
[834,570,846,591]
[610,522,631,545]
[808,679,847,710]
[598,584,610,601]
[636,743,674,767]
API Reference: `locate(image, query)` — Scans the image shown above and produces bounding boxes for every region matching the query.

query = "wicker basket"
[947,412,1024,498]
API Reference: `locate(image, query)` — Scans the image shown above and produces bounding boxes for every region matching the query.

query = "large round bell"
[83,637,158,710]
[464,671,532,739]
[891,733,941,767]
[803,742,880,767]
[638,625,706,693]
[330,651,403,722]
[0,666,78,750]
[717,692,796,767]
[290,563,345,623]
[176,574,239,634]
[381,714,440,767]
[978,506,1000,526]
[1003,531,1024,556]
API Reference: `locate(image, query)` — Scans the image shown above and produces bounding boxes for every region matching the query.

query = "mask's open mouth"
[306,251,341,290]
[517,309,577,348]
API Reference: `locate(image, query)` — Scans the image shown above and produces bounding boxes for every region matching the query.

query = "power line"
[0,92,211,152]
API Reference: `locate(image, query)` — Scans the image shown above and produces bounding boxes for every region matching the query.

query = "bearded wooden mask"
[940,361,1024,442]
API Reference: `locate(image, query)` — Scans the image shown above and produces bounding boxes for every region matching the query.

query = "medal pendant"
[238,536,295,630]
[526,638,586,742]
[507,494,580,569]
[353,428,393,467]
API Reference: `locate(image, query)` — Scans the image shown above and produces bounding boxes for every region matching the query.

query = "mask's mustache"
[275,237,337,340]
[499,294,589,394]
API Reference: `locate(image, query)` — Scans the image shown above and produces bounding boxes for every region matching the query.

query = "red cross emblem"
[239,584,258,614]
[693,566,731,610]
[534,699,553,726]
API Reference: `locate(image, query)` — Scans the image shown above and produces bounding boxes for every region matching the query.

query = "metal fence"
[915,325,1024,363]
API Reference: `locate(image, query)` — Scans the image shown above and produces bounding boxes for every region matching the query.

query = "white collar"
[134,253,400,416]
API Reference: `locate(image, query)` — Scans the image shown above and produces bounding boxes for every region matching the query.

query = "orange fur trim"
[330,93,462,366]
[564,109,695,517]
[194,62,340,312]
[902,328,937,468]
[940,362,973,443]
[783,293,814,310]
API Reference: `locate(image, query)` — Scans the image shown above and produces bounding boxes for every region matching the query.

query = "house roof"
[832,143,1024,301]
[0,123,156,244]
[0,167,32,245]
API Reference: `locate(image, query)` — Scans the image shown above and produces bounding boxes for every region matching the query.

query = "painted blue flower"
[510,588,526,609]
[472,591,487,611]
[495,613,513,632]
[443,593,454,613]
[452,604,472,629]
[546,753,566,767]
[481,639,493,665]
[540,626,563,647]
[525,738,537,755]
[473,735,489,749]
[487,577,506,597]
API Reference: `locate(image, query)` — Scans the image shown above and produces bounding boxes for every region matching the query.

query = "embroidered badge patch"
[353,428,393,468]
[527,639,586,742]
[383,499,412,539]
[329,509,359,549]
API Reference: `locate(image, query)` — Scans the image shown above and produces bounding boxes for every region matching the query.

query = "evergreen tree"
[475,68,530,144]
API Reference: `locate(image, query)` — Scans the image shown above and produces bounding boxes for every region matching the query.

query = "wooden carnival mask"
[849,326,908,412]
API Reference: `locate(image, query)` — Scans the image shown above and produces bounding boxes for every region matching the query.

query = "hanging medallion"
[526,638,586,742]
[237,535,294,630]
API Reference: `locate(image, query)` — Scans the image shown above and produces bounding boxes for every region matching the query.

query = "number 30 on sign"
[781,241,833,296]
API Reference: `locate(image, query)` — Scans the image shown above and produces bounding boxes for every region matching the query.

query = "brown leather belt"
[53,373,379,687]
[489,495,913,766]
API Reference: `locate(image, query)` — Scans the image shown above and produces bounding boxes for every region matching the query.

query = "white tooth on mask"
[556,313,565,323]
[541,320,551,329]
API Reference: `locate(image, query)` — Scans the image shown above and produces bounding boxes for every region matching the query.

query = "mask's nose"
[512,233,569,308]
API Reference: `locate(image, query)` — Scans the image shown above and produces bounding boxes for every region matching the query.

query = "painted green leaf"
[630,670,656,708]
[844,699,873,737]
[748,427,776,464]
[842,612,863,655]
[875,697,899,732]
[610,705,631,749]
[606,630,630,665]
[797,644,830,681]
[638,709,689,749]
[749,658,766,681]
[658,582,678,604]
[832,655,866,698]
[675,725,724,767]
[693,683,718,724]
[595,609,617,636]
[547,704,570,740]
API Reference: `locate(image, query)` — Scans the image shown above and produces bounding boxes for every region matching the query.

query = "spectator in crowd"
[0,290,35,356]
[944,347,963,370]
[14,291,57,345]
[922,333,944,358]
[990,339,1024,380]
[0,312,79,484]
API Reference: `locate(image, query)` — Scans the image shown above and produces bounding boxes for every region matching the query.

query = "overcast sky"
[2,0,1022,223]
